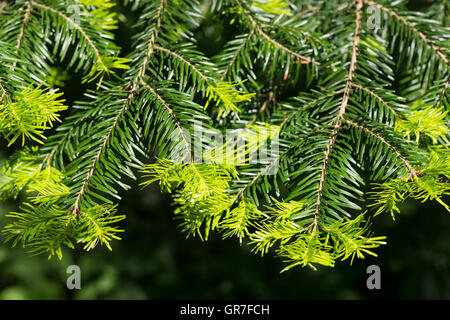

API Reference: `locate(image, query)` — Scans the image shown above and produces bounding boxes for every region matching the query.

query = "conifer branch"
[71,85,138,215]
[11,1,32,70]
[279,89,346,128]
[154,45,210,83]
[314,0,364,229]
[30,1,106,68]
[140,79,192,161]
[350,83,402,118]
[221,29,255,81]
[1,0,448,268]
[136,0,167,81]
[343,119,417,178]
[334,1,357,14]
[234,0,319,65]
[69,0,169,214]
[366,0,450,66]
[259,24,321,44]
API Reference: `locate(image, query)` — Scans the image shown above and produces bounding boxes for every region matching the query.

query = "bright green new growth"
[252,0,292,16]
[205,81,255,118]
[0,0,449,271]
[0,86,67,146]
[82,56,132,84]
[2,203,125,259]
[395,104,448,143]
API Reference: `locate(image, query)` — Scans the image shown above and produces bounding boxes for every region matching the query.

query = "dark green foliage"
[0,0,448,271]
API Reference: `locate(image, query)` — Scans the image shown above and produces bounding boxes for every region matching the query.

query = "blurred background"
[0,0,449,300]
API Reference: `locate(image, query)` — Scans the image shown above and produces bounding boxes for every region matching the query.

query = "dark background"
[0,0,449,300]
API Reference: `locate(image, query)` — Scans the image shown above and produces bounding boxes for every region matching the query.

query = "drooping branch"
[0,0,448,267]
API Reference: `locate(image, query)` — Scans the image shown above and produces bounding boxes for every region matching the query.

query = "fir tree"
[0,0,448,271]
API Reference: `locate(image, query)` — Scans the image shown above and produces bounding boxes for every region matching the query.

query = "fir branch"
[259,24,321,44]
[279,89,345,128]
[135,0,167,81]
[350,83,403,119]
[140,79,192,161]
[30,1,107,70]
[221,30,255,81]
[154,45,210,83]
[366,0,450,66]
[11,1,32,71]
[1,0,449,269]
[68,0,170,214]
[70,85,138,215]
[313,0,364,229]
[234,0,319,65]
[334,1,357,14]
[343,119,417,178]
